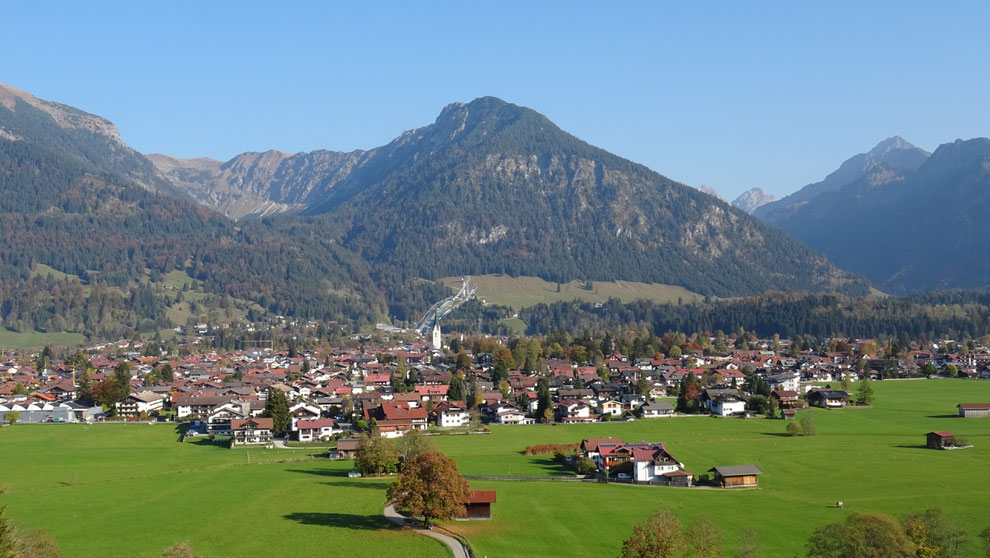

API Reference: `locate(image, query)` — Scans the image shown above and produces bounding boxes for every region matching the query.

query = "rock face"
[763,137,990,293]
[0,82,181,197]
[731,188,776,214]
[755,136,930,223]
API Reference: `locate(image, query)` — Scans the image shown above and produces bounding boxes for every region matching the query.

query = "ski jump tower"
[414,278,476,343]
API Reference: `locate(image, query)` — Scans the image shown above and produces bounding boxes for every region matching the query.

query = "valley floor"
[2,380,990,557]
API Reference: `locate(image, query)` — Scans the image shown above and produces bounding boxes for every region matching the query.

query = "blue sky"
[3,1,988,199]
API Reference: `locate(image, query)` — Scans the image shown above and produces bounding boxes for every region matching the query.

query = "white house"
[640,401,675,418]
[295,418,337,442]
[711,395,746,416]
[437,404,470,427]
[115,392,165,418]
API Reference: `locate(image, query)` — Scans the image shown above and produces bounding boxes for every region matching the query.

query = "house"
[115,392,165,418]
[926,431,955,450]
[958,403,990,418]
[771,390,804,409]
[580,437,624,466]
[710,395,746,417]
[173,395,232,418]
[640,401,675,418]
[492,404,534,425]
[701,389,741,413]
[556,399,596,423]
[295,418,337,442]
[231,418,273,445]
[436,402,470,428]
[598,400,623,416]
[808,389,850,408]
[708,465,763,487]
[459,489,496,519]
[206,401,254,435]
[289,401,322,430]
[781,409,797,420]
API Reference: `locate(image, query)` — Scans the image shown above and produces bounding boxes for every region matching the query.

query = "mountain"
[692,184,724,201]
[255,97,869,298]
[147,149,369,219]
[731,188,775,214]
[754,136,930,223]
[766,137,990,293]
[0,82,383,338]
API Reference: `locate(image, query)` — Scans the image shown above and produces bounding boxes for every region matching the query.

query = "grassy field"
[3,381,990,557]
[441,274,706,310]
[0,425,449,558]
[433,380,990,557]
[0,328,86,350]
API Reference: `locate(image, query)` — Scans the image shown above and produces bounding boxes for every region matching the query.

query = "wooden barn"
[708,465,763,488]
[926,431,955,449]
[958,403,990,418]
[460,489,496,519]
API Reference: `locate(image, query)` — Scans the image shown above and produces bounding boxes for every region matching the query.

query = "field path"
[384,504,469,558]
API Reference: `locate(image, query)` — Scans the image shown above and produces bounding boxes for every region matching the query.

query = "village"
[1,327,988,447]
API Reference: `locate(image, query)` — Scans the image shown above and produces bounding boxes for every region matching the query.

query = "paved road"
[384,504,470,558]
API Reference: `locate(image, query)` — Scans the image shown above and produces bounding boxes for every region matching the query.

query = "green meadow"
[2,380,990,557]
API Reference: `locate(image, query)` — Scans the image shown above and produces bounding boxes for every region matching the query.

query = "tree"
[4,411,19,427]
[448,374,466,402]
[620,508,686,558]
[111,362,134,397]
[16,529,64,558]
[161,542,201,558]
[799,411,816,436]
[386,451,471,527]
[786,421,804,436]
[979,526,990,558]
[636,373,651,396]
[807,513,915,558]
[856,378,875,406]
[91,379,124,409]
[536,377,552,422]
[395,430,435,464]
[454,351,472,371]
[902,508,969,558]
[922,362,938,377]
[262,388,290,437]
[354,434,398,476]
[12,383,26,396]
[735,526,762,558]
[686,515,724,558]
[943,364,959,378]
[0,487,15,558]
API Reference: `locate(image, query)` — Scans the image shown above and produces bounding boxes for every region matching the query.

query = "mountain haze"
[755,136,930,223]
[766,137,990,293]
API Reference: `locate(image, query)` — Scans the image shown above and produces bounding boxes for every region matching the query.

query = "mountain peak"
[732,188,776,214]
[0,82,122,143]
[868,136,919,157]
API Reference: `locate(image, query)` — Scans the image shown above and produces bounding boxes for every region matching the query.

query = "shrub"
[786,422,804,436]
[523,443,579,456]
[575,458,598,475]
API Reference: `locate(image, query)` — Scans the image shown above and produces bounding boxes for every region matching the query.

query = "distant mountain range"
[753,136,990,293]
[731,188,775,214]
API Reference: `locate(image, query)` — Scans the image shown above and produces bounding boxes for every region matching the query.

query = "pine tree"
[263,388,291,437]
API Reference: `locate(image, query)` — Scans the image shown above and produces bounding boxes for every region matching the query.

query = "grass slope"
[0,424,448,558]
[441,274,705,310]
[0,328,86,350]
[433,380,990,557]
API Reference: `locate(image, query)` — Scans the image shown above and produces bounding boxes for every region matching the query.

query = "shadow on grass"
[894,445,932,450]
[319,480,392,489]
[286,468,349,478]
[926,414,961,419]
[759,432,794,437]
[284,512,395,530]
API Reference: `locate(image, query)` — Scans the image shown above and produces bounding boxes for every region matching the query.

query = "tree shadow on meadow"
[926,414,961,419]
[285,468,350,478]
[893,445,932,450]
[283,512,396,530]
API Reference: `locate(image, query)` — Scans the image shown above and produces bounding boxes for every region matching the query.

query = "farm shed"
[958,403,990,418]
[708,465,763,487]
